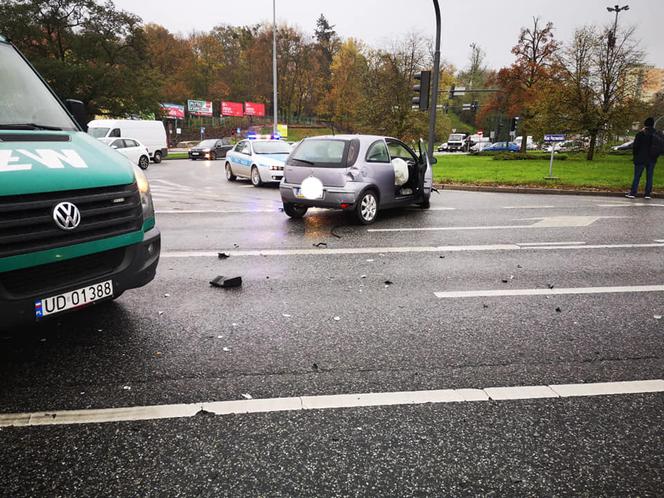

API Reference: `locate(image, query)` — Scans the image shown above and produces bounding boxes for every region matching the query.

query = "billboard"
[187,99,213,116]
[160,103,185,119]
[221,101,244,117]
[244,102,266,117]
[277,124,288,139]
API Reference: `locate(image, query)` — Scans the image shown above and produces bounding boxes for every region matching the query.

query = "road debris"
[122,385,131,391]
[313,242,328,248]
[654,315,662,320]
[210,276,243,288]
[217,252,230,259]
[164,293,171,297]
[439,255,445,259]
[312,363,319,371]
[331,225,343,239]
[548,283,555,289]
[384,280,393,286]
[222,347,231,352]
[360,275,367,279]
[333,316,341,321]
[483,303,489,309]
[241,393,253,400]
[555,307,562,312]
[366,259,375,262]
[282,313,292,318]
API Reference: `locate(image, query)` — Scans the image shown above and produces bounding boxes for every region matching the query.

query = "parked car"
[612,140,634,151]
[483,141,520,152]
[446,133,469,152]
[225,139,292,186]
[437,142,449,152]
[513,136,538,150]
[99,137,151,169]
[88,119,168,163]
[280,135,433,224]
[188,139,232,160]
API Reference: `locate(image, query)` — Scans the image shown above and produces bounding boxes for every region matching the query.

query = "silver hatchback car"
[280,135,434,224]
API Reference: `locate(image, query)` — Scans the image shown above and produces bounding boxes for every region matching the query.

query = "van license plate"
[35,280,114,319]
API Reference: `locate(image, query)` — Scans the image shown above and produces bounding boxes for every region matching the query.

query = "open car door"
[416,138,432,200]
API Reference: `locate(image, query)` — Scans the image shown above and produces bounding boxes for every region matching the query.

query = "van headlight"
[134,166,154,220]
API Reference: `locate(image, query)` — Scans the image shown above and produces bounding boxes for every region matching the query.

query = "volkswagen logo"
[53,202,81,231]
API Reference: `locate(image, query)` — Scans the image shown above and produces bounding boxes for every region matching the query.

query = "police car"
[224,139,291,187]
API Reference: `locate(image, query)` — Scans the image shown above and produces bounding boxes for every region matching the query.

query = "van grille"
[0,247,126,297]
[0,183,143,259]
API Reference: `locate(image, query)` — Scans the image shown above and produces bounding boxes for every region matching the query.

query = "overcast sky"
[114,0,664,70]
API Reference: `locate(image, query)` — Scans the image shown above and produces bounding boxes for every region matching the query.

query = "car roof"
[302,134,396,143]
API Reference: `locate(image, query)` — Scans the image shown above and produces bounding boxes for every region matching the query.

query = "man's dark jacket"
[632,126,659,164]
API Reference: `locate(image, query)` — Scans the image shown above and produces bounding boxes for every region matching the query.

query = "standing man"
[626,117,662,199]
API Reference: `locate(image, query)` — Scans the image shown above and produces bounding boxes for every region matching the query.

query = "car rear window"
[288,138,359,168]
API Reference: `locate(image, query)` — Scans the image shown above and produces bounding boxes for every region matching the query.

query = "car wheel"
[153,150,162,163]
[420,196,430,209]
[138,155,150,170]
[190,157,196,161]
[283,202,308,219]
[251,166,263,187]
[225,162,237,181]
[355,190,378,224]
[210,151,216,161]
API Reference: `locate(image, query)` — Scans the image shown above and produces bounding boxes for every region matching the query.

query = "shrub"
[492,153,567,161]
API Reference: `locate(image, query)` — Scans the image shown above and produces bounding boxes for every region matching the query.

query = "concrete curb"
[435,183,629,197]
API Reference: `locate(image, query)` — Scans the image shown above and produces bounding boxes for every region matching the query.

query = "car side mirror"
[429,156,437,165]
[111,145,118,149]
[65,99,88,131]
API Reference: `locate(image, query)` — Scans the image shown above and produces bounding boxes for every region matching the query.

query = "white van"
[87,120,168,163]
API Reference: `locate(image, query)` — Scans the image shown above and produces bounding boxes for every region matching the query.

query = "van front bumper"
[0,227,160,329]
[280,182,362,208]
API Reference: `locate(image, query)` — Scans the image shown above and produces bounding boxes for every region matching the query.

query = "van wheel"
[283,202,308,218]
[225,163,236,181]
[251,166,263,187]
[355,190,378,224]
[138,155,150,170]
[153,150,162,163]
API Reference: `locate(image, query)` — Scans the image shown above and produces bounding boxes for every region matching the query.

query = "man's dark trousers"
[629,160,656,197]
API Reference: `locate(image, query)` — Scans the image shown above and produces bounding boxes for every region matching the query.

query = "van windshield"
[0,41,77,131]
[288,139,350,168]
[88,127,110,138]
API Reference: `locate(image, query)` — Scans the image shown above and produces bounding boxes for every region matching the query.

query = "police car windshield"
[0,42,77,131]
[252,141,291,154]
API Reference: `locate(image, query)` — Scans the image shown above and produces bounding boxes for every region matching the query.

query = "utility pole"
[272,0,278,136]
[606,4,629,49]
[427,0,441,161]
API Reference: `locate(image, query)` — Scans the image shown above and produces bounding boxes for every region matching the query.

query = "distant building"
[636,67,664,101]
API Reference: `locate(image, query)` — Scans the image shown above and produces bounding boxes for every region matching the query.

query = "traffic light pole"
[427,0,441,161]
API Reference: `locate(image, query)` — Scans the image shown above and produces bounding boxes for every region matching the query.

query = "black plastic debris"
[517,264,523,269]
[384,280,393,286]
[233,243,239,248]
[312,363,319,371]
[483,303,489,309]
[555,307,562,312]
[218,252,230,259]
[210,276,243,288]
[501,278,509,283]
[331,225,343,239]
[313,242,328,248]
[439,255,445,259]
[548,283,555,289]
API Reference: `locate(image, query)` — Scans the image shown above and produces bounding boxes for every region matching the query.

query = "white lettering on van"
[16,149,88,169]
[0,150,32,172]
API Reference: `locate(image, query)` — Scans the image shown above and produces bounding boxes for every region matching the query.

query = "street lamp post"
[606,4,629,49]
[272,0,278,136]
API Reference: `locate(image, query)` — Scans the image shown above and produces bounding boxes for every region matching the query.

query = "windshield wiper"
[291,158,315,165]
[0,123,63,131]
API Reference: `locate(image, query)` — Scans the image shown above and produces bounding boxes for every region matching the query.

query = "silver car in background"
[280,135,433,224]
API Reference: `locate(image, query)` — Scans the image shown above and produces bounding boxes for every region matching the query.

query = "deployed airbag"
[392,158,409,186]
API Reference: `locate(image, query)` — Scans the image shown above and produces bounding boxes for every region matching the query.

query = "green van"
[0,35,160,327]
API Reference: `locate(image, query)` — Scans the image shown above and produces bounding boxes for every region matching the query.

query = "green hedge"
[491,153,568,161]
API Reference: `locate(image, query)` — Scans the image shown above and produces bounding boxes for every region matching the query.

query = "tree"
[552,24,644,159]
[144,24,195,102]
[0,0,161,117]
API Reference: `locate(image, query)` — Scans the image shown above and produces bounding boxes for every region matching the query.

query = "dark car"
[189,139,233,160]
[612,140,633,151]
[483,141,520,152]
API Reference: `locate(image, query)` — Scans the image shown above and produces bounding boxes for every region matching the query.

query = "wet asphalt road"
[1,158,663,496]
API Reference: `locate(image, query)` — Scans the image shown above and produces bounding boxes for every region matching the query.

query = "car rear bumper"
[280,182,362,208]
[0,227,160,329]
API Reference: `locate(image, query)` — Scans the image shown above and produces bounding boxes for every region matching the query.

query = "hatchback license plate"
[35,280,114,319]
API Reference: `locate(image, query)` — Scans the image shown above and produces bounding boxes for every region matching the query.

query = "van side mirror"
[65,99,88,131]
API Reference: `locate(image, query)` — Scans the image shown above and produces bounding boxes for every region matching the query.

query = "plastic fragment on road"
[654,315,662,320]
[366,259,374,262]
[210,276,243,288]
[218,252,230,259]
[333,316,341,321]
[555,307,562,312]
[313,242,328,248]
[164,293,171,297]
[122,386,131,390]
[222,347,231,352]
[360,275,367,279]
[282,313,292,317]
[241,393,253,400]
[548,283,555,289]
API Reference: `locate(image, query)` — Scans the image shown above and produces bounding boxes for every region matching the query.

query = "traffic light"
[471,100,479,112]
[448,85,456,99]
[510,117,519,131]
[412,70,431,111]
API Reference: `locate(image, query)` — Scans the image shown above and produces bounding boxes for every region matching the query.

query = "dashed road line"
[433,284,664,299]
[517,241,585,246]
[502,205,556,209]
[1,380,660,428]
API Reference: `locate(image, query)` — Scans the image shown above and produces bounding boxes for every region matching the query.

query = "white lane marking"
[150,179,196,190]
[502,205,556,209]
[408,207,456,211]
[156,209,279,214]
[656,239,664,243]
[1,380,660,428]
[160,242,664,258]
[517,241,585,246]
[597,203,664,207]
[434,284,664,299]
[368,216,622,232]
